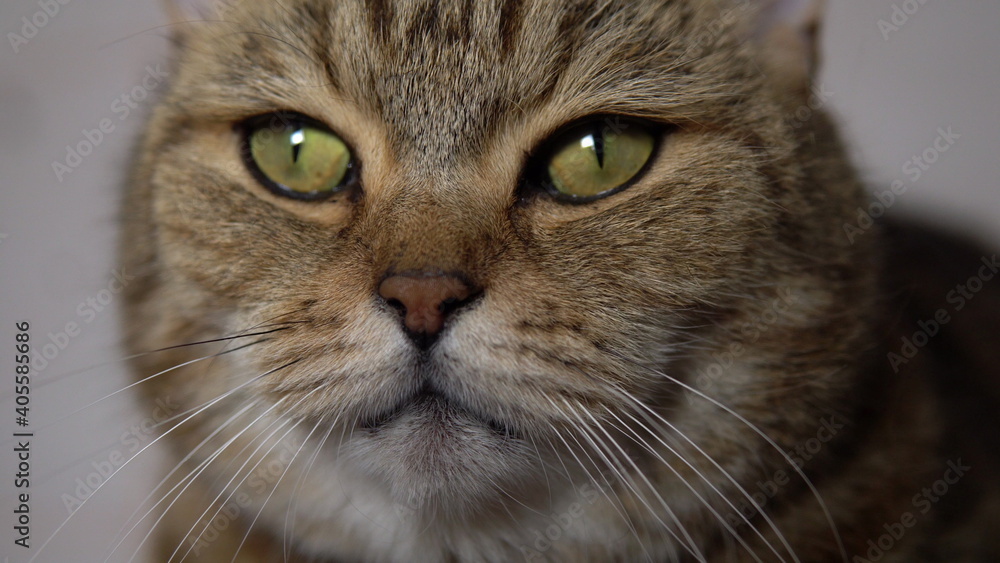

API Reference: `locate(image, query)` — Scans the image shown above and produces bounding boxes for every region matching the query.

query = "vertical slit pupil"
[290,127,305,163]
[592,124,605,168]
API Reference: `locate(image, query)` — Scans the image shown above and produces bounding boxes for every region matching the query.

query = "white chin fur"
[346,395,537,520]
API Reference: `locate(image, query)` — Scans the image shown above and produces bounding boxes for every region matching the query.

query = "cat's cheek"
[514,130,778,311]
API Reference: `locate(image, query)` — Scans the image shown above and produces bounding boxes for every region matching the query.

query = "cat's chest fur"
[120,0,1000,561]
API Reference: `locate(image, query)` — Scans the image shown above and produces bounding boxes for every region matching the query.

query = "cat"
[116,0,1000,561]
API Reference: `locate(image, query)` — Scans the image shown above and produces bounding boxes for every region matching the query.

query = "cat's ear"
[163,0,231,43]
[746,0,825,95]
[165,0,224,22]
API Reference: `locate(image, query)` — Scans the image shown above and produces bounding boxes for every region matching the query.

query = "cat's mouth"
[358,386,514,437]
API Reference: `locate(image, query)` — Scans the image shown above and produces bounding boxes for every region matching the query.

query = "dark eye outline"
[236,111,359,202]
[519,115,662,204]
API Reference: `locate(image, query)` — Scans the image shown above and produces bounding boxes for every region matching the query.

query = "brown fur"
[120,0,999,561]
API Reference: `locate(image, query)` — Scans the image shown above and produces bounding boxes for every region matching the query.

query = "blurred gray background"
[0,1,997,561]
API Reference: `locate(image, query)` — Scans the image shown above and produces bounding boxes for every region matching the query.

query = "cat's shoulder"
[879,216,1000,560]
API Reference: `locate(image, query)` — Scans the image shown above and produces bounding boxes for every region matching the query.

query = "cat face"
[124,0,873,559]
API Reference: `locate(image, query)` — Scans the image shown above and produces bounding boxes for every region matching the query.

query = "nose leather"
[378,274,473,336]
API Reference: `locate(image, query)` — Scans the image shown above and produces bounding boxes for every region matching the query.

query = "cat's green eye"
[540,119,656,201]
[242,114,353,200]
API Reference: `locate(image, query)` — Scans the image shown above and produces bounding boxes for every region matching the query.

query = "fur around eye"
[239,113,355,201]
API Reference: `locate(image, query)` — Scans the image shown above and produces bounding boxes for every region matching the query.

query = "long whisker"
[147,361,322,440]
[39,340,266,436]
[149,405,297,563]
[229,414,322,562]
[105,401,264,563]
[620,359,848,563]
[134,410,294,563]
[544,428,647,560]
[29,359,300,563]
[609,387,798,561]
[545,407,639,541]
[527,431,554,510]
[33,321,301,390]
[599,406,767,563]
[576,405,704,562]
[170,415,307,562]
[166,380,332,562]
[550,398,667,562]
[282,413,342,560]
[570,419,668,562]
[558,351,794,560]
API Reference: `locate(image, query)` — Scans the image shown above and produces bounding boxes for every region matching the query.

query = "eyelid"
[521,115,662,204]
[237,111,358,202]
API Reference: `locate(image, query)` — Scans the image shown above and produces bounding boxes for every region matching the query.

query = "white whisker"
[29,359,299,563]
[610,387,799,561]
[600,405,768,563]
[636,364,847,563]
[231,413,328,562]
[104,399,261,557]
[577,405,704,562]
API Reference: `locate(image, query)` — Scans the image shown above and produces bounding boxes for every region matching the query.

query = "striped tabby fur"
[120,0,1000,560]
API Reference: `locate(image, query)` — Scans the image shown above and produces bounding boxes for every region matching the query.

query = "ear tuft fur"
[752,0,824,40]
[747,0,826,94]
[164,0,224,24]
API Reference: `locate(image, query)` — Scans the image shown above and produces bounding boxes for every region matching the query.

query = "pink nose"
[378,274,473,336]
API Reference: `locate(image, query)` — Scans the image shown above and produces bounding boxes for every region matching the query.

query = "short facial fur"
[120,1,958,561]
